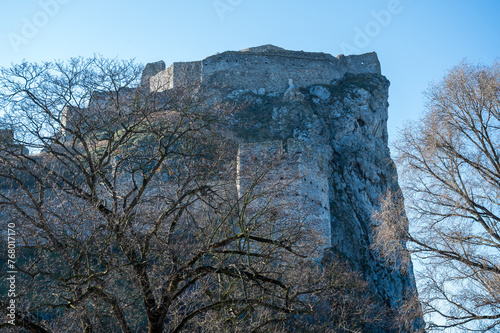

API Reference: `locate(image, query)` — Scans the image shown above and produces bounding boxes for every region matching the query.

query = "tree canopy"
[0,56,383,333]
[375,60,500,332]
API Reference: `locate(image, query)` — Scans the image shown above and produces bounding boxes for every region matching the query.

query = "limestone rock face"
[144,46,420,330]
[226,70,417,317]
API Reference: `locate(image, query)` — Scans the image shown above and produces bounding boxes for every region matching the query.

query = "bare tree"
[0,57,382,332]
[374,60,500,331]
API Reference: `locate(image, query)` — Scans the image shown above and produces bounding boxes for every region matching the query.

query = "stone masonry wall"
[150,61,202,91]
[236,139,332,255]
[149,45,381,93]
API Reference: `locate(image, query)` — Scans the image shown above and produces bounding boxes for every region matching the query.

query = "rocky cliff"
[59,45,419,330]
[224,69,418,330]
[142,45,419,330]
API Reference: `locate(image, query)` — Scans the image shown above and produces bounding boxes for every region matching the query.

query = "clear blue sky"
[1,0,499,144]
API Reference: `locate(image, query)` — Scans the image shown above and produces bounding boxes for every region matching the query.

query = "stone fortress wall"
[64,44,381,135]
[62,45,383,250]
[147,44,381,92]
[236,139,332,250]
[62,45,384,252]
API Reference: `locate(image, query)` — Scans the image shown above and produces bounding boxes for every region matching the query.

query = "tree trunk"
[147,318,164,333]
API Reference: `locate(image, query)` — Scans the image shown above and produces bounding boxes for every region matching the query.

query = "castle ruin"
[59,45,419,331]
[147,44,381,92]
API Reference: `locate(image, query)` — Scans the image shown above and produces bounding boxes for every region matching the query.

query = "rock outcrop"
[63,45,420,330]
[155,45,417,331]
